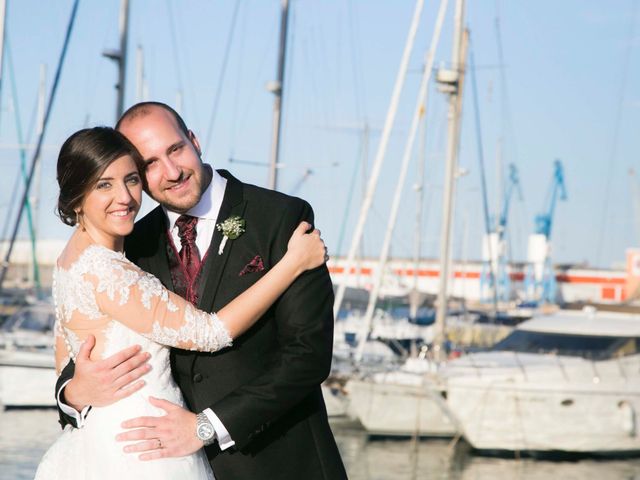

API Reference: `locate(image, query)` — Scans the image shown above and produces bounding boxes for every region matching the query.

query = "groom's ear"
[188,130,202,157]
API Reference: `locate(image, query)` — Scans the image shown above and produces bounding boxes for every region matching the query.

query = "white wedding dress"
[35,244,232,480]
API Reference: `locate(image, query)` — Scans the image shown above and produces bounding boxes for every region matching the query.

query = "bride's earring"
[75,210,85,231]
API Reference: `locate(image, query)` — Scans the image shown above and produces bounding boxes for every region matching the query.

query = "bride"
[34,127,327,479]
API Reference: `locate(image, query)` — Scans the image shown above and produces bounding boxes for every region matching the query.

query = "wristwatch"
[196,412,216,446]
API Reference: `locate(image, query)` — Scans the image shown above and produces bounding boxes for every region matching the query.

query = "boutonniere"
[216,215,246,255]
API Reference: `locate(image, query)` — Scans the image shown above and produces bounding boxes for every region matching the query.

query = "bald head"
[116,102,189,136]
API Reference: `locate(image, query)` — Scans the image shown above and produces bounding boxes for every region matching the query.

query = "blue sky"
[1,0,639,269]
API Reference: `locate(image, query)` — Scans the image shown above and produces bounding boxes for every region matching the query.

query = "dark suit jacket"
[56,170,347,480]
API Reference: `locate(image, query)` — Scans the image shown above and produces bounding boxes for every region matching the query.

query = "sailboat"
[0,301,56,408]
[0,1,83,409]
[346,353,457,436]
[344,0,471,437]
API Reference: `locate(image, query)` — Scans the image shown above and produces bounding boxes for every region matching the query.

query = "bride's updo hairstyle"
[56,126,144,227]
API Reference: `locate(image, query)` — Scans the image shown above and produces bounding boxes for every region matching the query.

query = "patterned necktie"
[175,215,201,282]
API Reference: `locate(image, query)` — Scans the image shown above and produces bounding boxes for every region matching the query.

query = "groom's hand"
[65,335,151,411]
[117,397,203,461]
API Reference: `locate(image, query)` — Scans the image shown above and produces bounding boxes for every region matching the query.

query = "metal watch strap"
[196,412,216,446]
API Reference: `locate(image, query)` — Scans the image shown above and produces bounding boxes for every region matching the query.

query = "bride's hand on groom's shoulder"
[117,397,204,461]
[65,336,152,410]
[286,221,327,273]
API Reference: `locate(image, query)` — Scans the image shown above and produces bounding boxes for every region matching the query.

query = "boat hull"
[346,378,457,437]
[322,384,350,417]
[447,371,640,453]
[0,350,56,408]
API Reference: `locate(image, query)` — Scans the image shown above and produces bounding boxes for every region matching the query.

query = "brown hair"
[56,126,144,226]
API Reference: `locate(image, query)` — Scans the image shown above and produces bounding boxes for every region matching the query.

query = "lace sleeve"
[83,246,232,352]
[53,317,71,376]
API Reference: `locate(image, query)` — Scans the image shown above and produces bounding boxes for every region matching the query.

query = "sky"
[0,0,639,269]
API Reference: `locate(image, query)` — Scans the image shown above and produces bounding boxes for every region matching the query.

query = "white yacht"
[326,329,403,419]
[340,308,517,437]
[443,308,640,453]
[0,302,57,408]
[346,356,458,437]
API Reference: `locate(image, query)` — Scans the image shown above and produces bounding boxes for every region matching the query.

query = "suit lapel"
[125,206,175,296]
[197,170,246,312]
[145,206,174,290]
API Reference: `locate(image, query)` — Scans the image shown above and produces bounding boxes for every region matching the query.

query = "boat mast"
[409,105,428,319]
[354,0,450,362]
[356,124,370,289]
[2,43,42,296]
[135,45,145,102]
[267,0,291,191]
[103,0,130,121]
[411,0,450,318]
[0,0,81,294]
[433,0,468,362]
[333,0,425,318]
[116,0,129,118]
[27,65,47,295]
[175,90,183,114]
[0,0,6,122]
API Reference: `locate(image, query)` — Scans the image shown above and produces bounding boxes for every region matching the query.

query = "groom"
[56,102,347,479]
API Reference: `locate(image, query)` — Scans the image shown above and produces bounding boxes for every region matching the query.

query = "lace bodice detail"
[53,244,232,374]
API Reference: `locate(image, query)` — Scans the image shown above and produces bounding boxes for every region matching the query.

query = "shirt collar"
[165,168,227,230]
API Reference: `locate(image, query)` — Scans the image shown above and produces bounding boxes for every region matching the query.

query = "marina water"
[1,410,639,479]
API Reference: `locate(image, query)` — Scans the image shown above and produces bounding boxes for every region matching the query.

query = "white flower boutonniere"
[216,215,246,255]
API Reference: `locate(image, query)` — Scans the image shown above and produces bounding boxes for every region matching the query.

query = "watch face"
[198,423,214,440]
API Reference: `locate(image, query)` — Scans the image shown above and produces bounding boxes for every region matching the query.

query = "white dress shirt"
[59,168,235,450]
[164,168,226,260]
